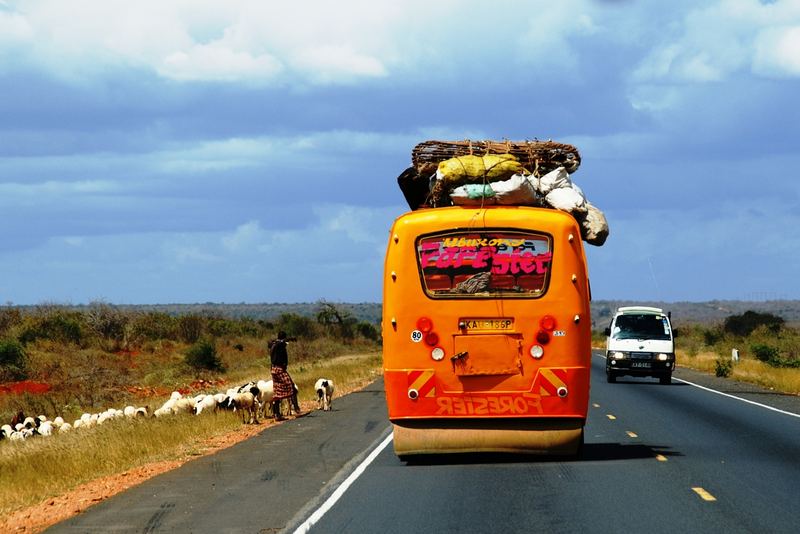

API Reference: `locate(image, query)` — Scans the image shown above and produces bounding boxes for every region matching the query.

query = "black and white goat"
[314,378,334,411]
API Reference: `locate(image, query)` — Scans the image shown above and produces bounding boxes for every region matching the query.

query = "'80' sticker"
[410,330,423,342]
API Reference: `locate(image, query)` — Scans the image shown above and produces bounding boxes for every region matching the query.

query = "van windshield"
[416,230,552,298]
[612,314,672,341]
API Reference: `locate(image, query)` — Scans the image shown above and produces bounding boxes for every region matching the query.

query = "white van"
[604,306,675,385]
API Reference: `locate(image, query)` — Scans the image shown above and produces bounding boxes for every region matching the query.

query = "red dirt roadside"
[1,403,309,533]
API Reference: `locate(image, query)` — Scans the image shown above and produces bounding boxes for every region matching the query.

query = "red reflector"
[540,315,556,331]
[424,332,439,346]
[417,317,434,333]
[536,330,550,344]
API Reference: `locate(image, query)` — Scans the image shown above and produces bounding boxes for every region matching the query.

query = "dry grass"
[677,349,800,395]
[0,351,382,516]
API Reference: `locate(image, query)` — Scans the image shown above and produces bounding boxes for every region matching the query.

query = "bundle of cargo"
[396,139,609,246]
[412,139,581,174]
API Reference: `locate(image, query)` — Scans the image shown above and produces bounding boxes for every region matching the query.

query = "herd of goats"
[0,377,335,443]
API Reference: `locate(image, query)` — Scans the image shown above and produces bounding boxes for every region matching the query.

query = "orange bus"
[382,205,591,457]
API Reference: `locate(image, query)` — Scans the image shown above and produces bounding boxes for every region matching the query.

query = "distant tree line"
[0,301,380,379]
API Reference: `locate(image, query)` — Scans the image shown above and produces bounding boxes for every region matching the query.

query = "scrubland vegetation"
[0,301,382,514]
[0,301,380,422]
[673,311,800,392]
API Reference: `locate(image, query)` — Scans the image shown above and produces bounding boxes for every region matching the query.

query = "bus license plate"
[461,318,514,331]
[632,362,651,368]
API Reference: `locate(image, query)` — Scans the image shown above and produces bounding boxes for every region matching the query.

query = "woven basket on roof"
[412,139,581,176]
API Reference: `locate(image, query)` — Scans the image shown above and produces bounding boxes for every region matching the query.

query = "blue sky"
[1,0,798,305]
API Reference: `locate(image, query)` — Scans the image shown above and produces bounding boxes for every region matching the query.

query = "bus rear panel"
[382,206,591,456]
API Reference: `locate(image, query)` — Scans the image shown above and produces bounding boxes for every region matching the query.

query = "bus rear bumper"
[391,418,584,457]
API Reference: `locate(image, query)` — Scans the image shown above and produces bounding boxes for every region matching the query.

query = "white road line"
[292,432,394,533]
[593,353,800,419]
[672,377,800,419]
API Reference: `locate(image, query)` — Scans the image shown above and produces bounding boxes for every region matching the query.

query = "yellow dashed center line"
[692,487,717,501]
[606,414,616,420]
[626,431,638,438]
[655,454,668,462]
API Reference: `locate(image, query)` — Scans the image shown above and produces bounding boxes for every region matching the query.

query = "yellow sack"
[436,154,524,186]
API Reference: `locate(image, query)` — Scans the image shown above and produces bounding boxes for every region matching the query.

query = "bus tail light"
[417,317,433,333]
[540,315,557,331]
[557,386,568,398]
[424,331,439,346]
[529,345,544,359]
[536,330,550,344]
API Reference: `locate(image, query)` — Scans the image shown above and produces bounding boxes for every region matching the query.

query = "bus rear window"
[416,230,552,298]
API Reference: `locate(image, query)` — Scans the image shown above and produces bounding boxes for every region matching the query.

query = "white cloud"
[0,10,32,46]
[159,43,283,83]
[291,45,387,84]
[0,179,118,204]
[753,25,800,76]
[633,0,800,85]
[0,0,621,86]
[222,220,262,252]
[153,130,417,174]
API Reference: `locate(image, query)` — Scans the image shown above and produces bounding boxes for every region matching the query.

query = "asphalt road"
[45,383,392,534]
[304,354,800,534]
[46,354,800,533]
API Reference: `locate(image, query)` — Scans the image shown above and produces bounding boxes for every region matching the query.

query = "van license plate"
[632,362,651,368]
[461,318,514,331]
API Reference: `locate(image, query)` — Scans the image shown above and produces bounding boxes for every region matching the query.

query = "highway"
[298,354,800,534]
[47,353,800,533]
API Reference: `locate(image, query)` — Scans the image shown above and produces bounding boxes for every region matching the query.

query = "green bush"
[0,308,22,335]
[130,312,177,342]
[715,357,732,378]
[357,321,380,341]
[0,338,28,381]
[750,343,800,368]
[177,315,205,344]
[18,311,85,346]
[724,311,784,337]
[702,327,723,346]
[751,343,780,365]
[276,312,320,339]
[185,339,225,372]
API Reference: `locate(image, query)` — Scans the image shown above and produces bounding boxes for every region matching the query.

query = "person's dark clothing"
[268,335,300,414]
[269,339,289,368]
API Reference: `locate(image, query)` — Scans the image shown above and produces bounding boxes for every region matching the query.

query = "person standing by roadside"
[268,331,301,419]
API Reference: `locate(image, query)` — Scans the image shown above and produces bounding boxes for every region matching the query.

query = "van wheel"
[606,371,616,383]
[660,374,671,385]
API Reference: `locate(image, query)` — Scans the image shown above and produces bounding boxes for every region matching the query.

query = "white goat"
[230,390,260,424]
[314,378,335,411]
[256,379,274,419]
[194,394,216,415]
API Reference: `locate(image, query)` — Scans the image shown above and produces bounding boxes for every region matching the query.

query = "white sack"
[545,182,587,214]
[531,166,571,195]
[492,174,539,205]
[579,202,609,246]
